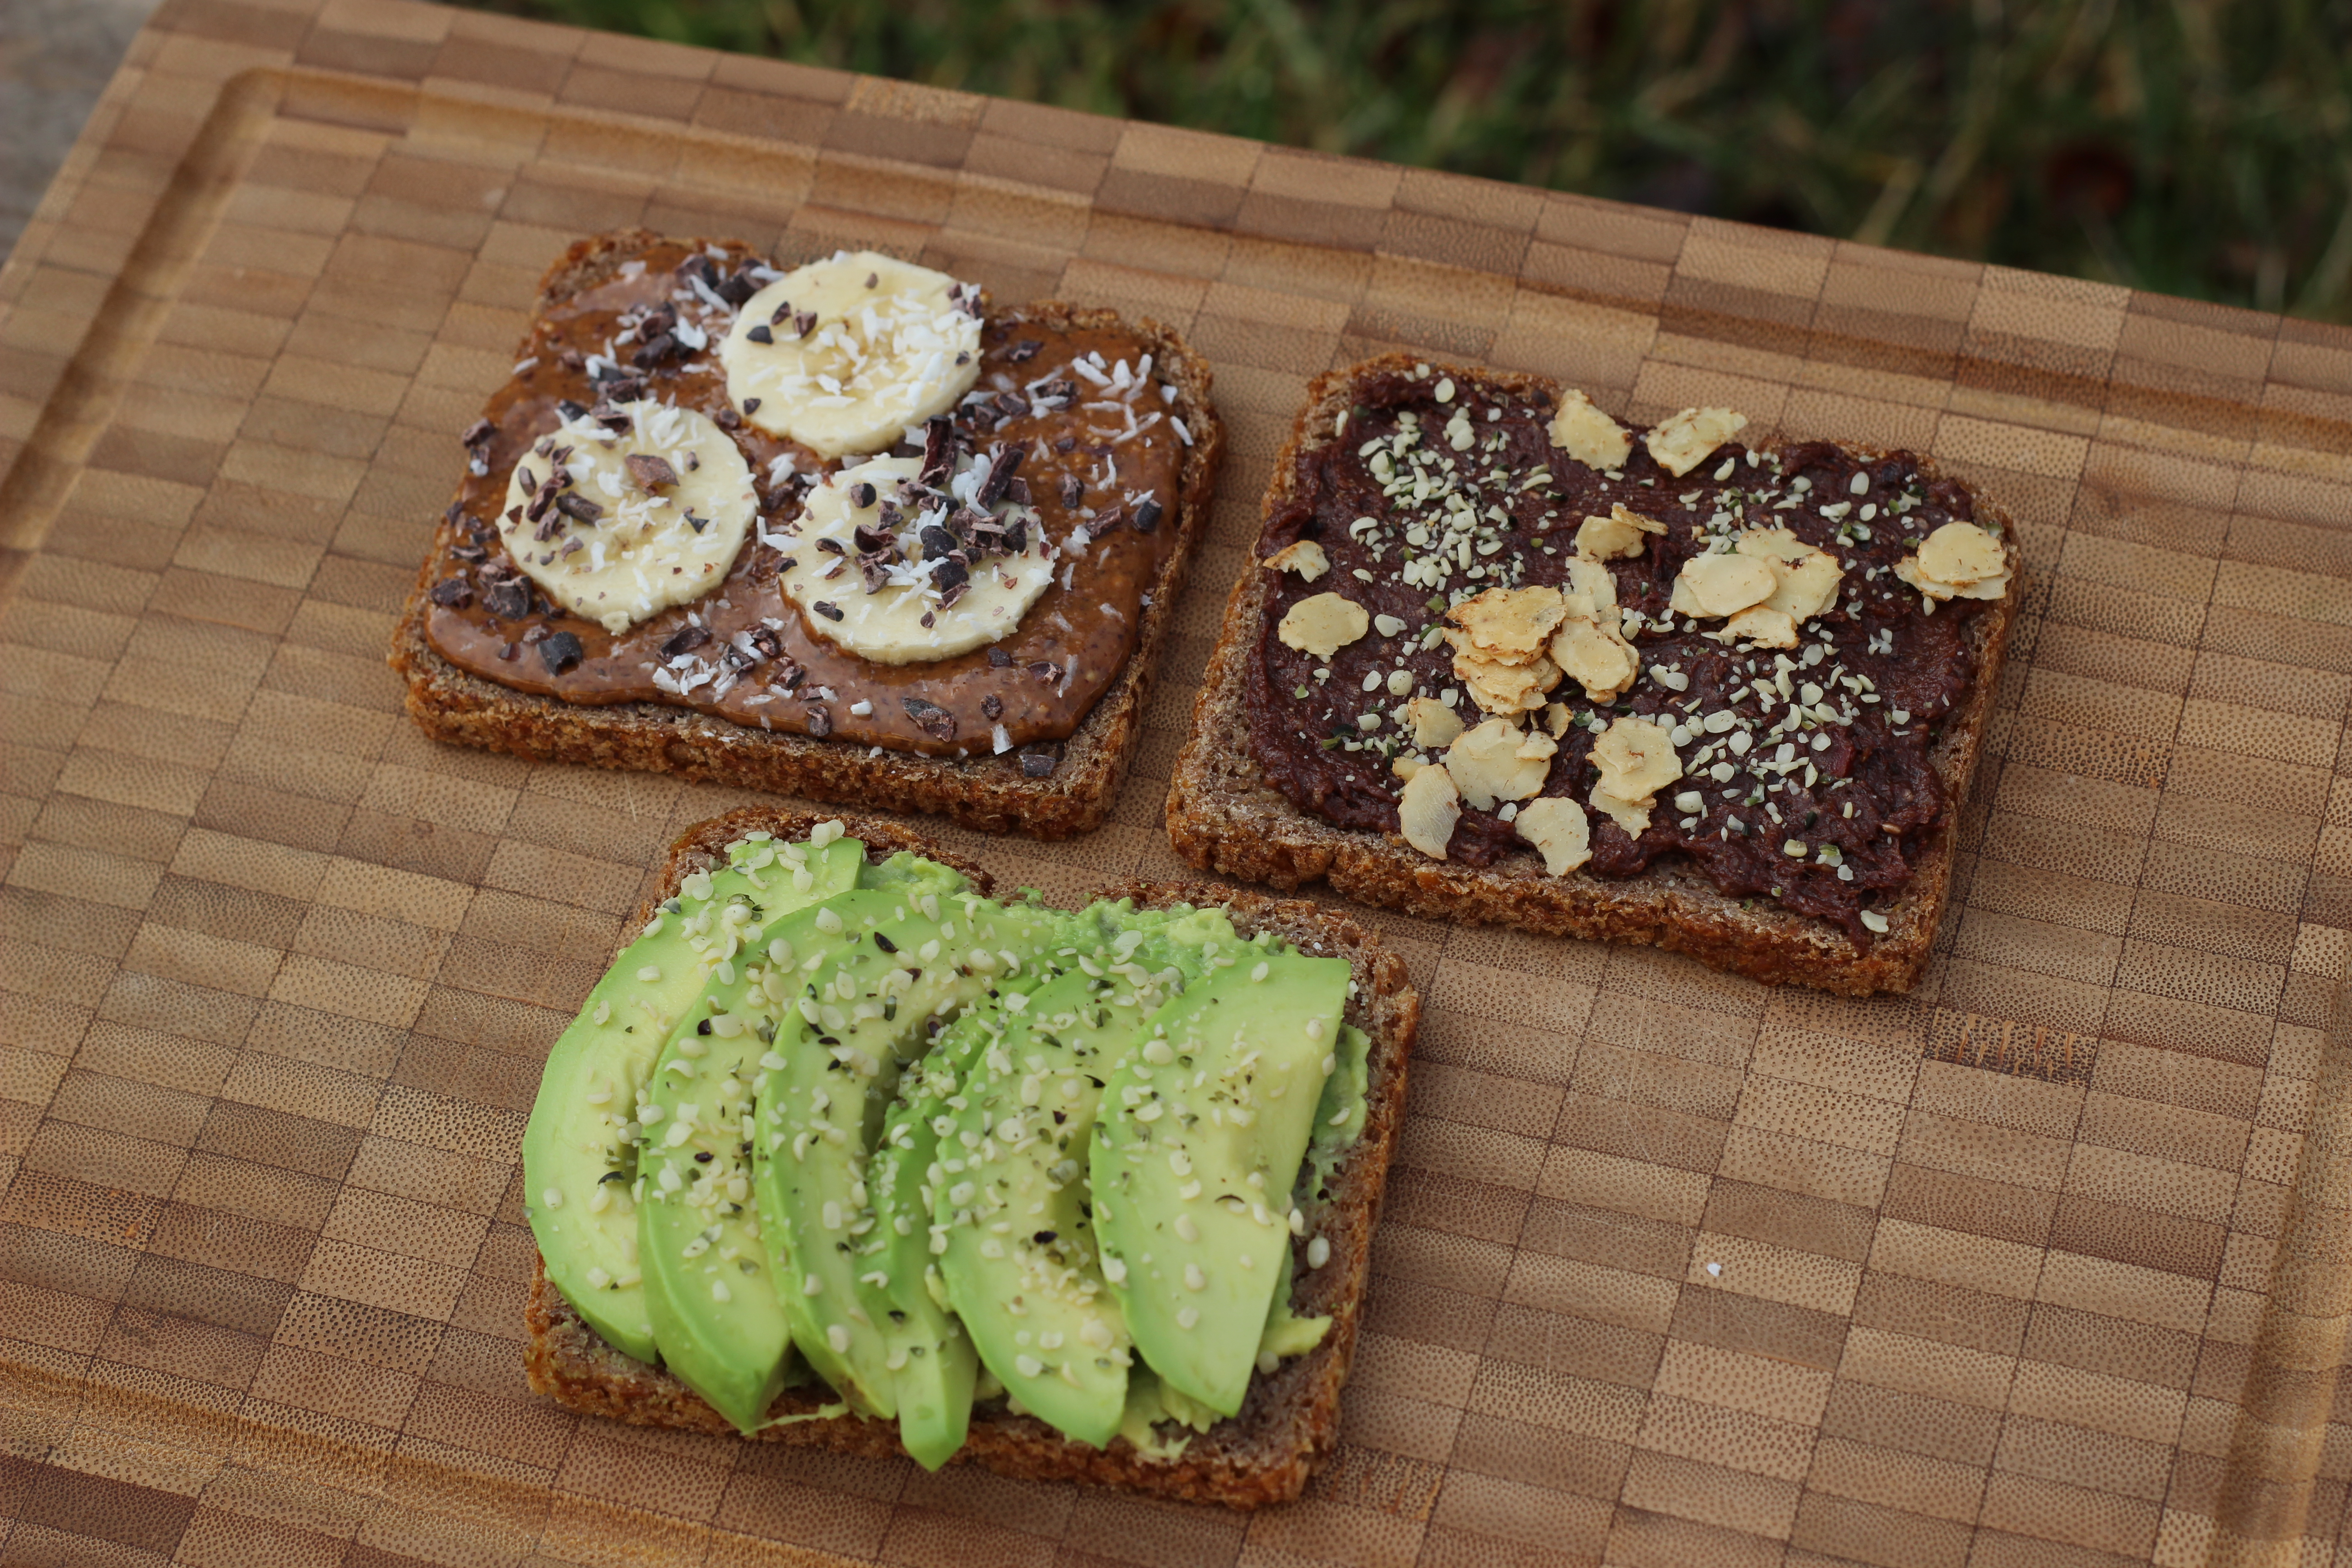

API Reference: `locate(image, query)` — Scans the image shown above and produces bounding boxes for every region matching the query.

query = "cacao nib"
[902,697,956,743]
[661,624,711,658]
[538,632,584,675]
[976,444,1024,507]
[624,454,678,490]
[919,416,956,486]
[482,579,530,620]
[428,577,473,608]
[804,701,833,738]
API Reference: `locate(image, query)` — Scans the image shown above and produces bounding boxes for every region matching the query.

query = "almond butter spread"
[1246,365,2007,942]
[422,240,1188,762]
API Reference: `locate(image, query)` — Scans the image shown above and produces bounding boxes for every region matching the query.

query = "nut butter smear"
[422,239,1188,761]
[1246,363,2010,943]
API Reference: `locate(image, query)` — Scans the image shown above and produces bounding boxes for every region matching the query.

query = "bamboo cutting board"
[5,2,2352,1564]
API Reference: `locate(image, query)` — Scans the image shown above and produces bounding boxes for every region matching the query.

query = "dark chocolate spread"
[422,240,1187,759]
[1246,365,2001,941]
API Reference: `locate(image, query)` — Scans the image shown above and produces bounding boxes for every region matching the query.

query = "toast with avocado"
[388,229,1224,840]
[520,806,1418,1508]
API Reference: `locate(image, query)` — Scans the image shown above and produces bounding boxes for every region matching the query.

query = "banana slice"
[720,251,984,459]
[777,455,1054,665]
[497,400,758,634]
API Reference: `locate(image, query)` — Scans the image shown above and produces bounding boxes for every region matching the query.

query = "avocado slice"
[933,907,1241,1448]
[634,877,921,1433]
[755,887,1066,1417]
[522,831,862,1364]
[936,966,1136,1447]
[861,993,1033,1467]
[1089,947,1351,1416]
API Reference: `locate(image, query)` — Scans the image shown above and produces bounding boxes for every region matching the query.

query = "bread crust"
[1164,353,2018,996]
[520,805,1420,1508]
[387,230,1225,841]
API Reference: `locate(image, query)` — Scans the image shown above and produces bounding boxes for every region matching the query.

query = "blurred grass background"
[458,0,2352,322]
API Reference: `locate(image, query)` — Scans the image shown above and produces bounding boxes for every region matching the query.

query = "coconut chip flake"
[1548,388,1634,471]
[1646,406,1750,479]
[1262,539,1332,582]
[1515,796,1592,876]
[1397,762,1461,859]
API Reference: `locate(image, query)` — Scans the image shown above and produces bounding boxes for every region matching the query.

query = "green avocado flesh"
[864,1004,1004,1468]
[1090,949,1352,1416]
[534,839,1367,1460]
[522,832,863,1365]
[754,888,1067,1419]
[936,911,1233,1449]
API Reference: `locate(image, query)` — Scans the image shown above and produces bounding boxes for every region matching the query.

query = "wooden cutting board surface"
[4,2,2352,1564]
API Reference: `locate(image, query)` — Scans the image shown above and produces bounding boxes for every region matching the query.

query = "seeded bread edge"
[387,229,1225,842]
[1162,353,2019,997]
[520,804,1420,1509]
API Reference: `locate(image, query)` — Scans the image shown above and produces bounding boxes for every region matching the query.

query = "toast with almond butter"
[389,230,1222,839]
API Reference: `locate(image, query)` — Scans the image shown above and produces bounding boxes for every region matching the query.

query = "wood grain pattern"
[3,0,2352,1563]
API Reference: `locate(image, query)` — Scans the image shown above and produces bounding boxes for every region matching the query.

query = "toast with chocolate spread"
[1166,355,2018,995]
[389,230,1222,839]
[520,806,1418,1508]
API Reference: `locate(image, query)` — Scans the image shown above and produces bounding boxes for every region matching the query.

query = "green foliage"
[464,0,2352,320]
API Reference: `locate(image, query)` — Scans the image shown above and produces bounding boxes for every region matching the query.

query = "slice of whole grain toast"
[521,805,1419,1509]
[388,230,1224,841]
[1163,354,2018,996]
